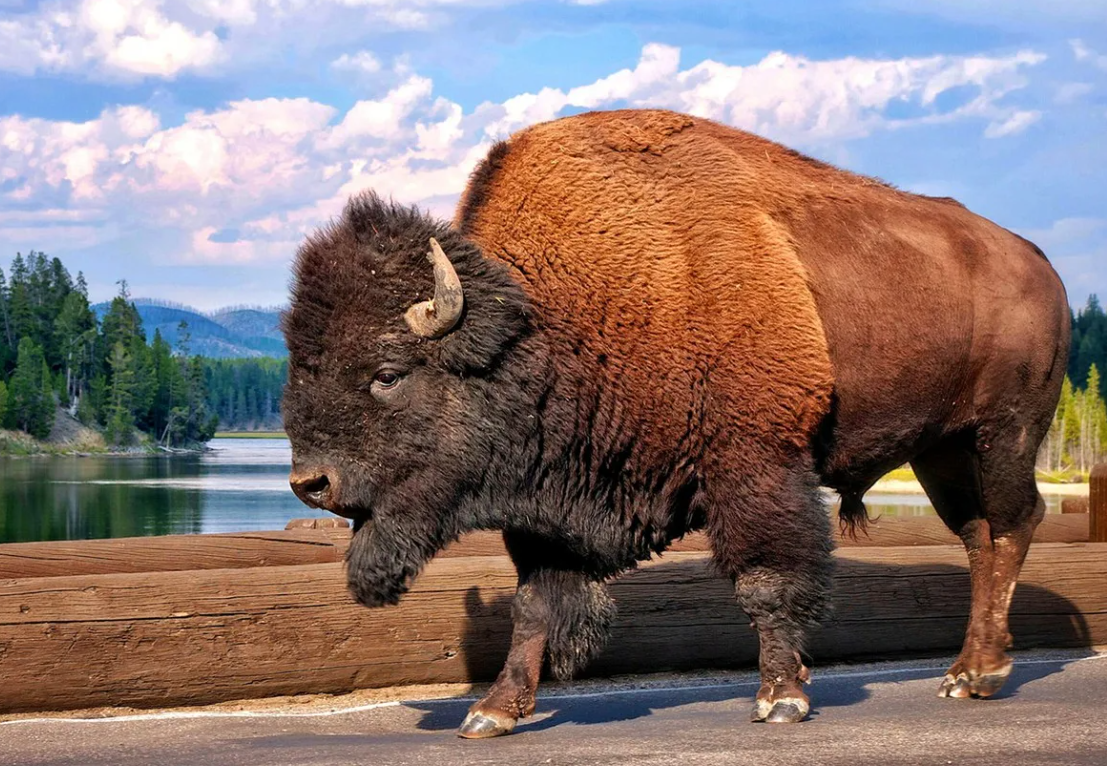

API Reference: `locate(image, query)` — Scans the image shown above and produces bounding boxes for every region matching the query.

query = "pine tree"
[149,330,178,442]
[1072,295,1107,400]
[77,376,102,427]
[37,357,56,438]
[98,294,144,374]
[54,290,97,407]
[8,255,35,354]
[104,342,135,445]
[1088,365,1107,459]
[40,256,73,368]
[5,338,53,438]
[1059,377,1079,468]
[129,333,155,431]
[0,266,12,375]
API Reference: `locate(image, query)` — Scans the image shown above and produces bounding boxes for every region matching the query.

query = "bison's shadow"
[406,555,1092,733]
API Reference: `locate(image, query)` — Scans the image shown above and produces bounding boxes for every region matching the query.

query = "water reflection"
[842,491,1062,518]
[0,439,1069,543]
[0,438,328,543]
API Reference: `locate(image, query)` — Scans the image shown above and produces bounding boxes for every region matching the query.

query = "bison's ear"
[404,238,464,338]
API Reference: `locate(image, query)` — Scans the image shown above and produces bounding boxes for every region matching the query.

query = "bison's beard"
[344,517,441,608]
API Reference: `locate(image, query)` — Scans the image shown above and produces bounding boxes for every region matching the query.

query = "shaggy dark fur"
[284,109,1070,735]
[284,194,541,606]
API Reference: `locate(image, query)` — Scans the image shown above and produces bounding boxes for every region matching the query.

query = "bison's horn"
[404,237,464,338]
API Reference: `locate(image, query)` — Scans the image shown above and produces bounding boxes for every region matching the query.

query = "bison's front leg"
[458,583,547,738]
[459,537,616,739]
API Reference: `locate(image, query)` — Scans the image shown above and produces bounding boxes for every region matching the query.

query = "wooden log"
[1092,464,1107,543]
[329,514,1090,559]
[285,517,351,530]
[0,543,1103,714]
[1,513,1088,581]
[0,530,344,579]
[3,516,1083,580]
[1062,497,1090,514]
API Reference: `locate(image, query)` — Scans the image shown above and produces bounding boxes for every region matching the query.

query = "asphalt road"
[3,649,1106,766]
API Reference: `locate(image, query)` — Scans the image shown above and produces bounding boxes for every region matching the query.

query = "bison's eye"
[373,370,402,389]
[367,366,408,400]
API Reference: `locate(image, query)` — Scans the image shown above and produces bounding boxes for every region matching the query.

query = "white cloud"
[331,50,383,74]
[0,0,224,78]
[0,0,527,79]
[324,75,434,146]
[187,226,302,265]
[0,209,106,225]
[1,106,160,201]
[983,109,1041,138]
[1056,82,1095,105]
[1021,217,1106,252]
[1021,218,1107,306]
[122,98,337,200]
[416,100,465,158]
[1071,39,1107,71]
[1,43,1048,267]
[482,45,1046,144]
[483,42,680,137]
[185,0,260,25]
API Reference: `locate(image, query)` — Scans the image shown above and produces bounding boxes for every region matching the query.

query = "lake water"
[0,438,1063,543]
[0,438,330,543]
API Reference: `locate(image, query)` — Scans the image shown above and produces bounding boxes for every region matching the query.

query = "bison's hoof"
[752,697,810,724]
[938,673,973,699]
[937,664,1012,700]
[969,667,1012,698]
[457,710,517,739]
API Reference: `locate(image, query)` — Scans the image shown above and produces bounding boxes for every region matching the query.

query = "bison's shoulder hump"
[455,140,512,234]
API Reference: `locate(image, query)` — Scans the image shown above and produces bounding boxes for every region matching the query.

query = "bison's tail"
[837,492,871,541]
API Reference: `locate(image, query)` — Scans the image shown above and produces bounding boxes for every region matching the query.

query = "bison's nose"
[290,470,333,509]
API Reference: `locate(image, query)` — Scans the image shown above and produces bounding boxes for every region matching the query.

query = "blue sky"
[1,0,1104,311]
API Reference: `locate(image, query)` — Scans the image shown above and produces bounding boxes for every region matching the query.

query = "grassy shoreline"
[0,431,163,457]
[870,477,1089,496]
[880,465,1091,486]
[213,431,287,439]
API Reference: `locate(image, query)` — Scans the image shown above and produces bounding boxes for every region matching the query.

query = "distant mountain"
[92,299,287,359]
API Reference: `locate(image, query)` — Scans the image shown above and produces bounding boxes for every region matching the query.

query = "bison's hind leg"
[706,458,834,724]
[911,429,1045,700]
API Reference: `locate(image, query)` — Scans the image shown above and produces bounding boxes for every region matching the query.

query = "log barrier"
[0,513,1090,580]
[1062,497,1090,514]
[1092,464,1107,543]
[0,529,348,579]
[0,471,1101,716]
[0,541,1104,715]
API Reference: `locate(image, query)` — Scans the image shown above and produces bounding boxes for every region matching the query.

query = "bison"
[283,109,1070,738]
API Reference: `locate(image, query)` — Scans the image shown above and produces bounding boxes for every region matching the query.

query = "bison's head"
[282,193,538,607]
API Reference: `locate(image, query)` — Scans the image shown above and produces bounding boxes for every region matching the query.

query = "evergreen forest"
[1043,295,1107,475]
[0,252,283,448]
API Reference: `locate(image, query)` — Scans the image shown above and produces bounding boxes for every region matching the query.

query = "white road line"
[4,652,1103,727]
[530,652,1107,703]
[0,700,404,725]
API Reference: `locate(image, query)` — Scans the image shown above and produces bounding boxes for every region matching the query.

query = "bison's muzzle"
[289,468,332,508]
[289,465,366,520]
